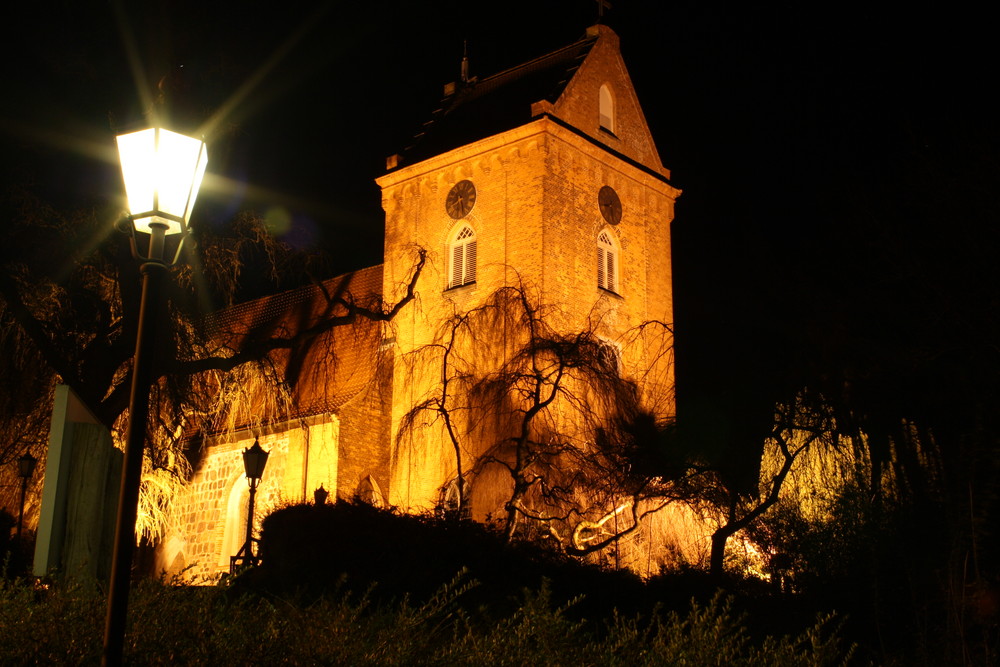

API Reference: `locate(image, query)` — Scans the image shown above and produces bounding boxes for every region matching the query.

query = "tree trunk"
[710,525,737,579]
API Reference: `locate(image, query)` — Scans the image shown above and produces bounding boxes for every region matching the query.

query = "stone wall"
[159,418,341,580]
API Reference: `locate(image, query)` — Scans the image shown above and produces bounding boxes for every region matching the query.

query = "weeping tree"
[395,284,872,576]
[0,185,425,540]
[398,284,687,558]
[0,301,55,521]
[697,391,839,577]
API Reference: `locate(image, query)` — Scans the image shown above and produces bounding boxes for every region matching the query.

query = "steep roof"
[209,264,386,419]
[397,31,598,166]
[389,25,669,180]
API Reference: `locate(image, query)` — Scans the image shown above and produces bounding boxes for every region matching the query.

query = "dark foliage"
[0,573,853,665]
[251,500,650,619]
[240,500,862,662]
[0,511,32,579]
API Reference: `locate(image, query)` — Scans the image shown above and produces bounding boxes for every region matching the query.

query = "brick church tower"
[379,25,680,514]
[155,25,678,578]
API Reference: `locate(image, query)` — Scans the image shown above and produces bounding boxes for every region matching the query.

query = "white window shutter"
[451,243,464,288]
[466,239,477,284]
[597,246,606,289]
[597,231,618,293]
[449,226,477,288]
[606,249,615,292]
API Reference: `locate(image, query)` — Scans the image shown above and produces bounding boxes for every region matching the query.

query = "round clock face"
[446,180,477,219]
[598,185,622,225]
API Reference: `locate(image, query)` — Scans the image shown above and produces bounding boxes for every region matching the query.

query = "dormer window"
[597,229,619,293]
[599,84,615,134]
[448,224,477,288]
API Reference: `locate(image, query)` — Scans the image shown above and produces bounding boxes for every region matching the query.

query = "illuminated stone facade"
[381,25,678,512]
[158,25,679,579]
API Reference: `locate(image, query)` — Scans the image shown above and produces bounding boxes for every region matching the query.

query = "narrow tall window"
[599,84,615,133]
[449,224,477,288]
[597,230,619,293]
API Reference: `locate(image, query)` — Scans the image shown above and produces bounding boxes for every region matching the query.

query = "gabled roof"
[397,31,598,167]
[208,264,387,419]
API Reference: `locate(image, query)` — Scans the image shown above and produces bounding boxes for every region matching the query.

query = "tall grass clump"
[0,573,852,665]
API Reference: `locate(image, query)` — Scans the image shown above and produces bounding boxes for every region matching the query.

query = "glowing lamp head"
[116,127,208,236]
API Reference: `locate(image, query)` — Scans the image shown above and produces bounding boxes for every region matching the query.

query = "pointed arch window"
[219,478,250,568]
[599,84,615,133]
[355,475,385,508]
[438,477,470,519]
[448,224,477,288]
[597,230,619,293]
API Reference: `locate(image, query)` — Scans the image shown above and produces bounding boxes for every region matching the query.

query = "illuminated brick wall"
[159,419,343,579]
[158,432,290,579]
[378,25,679,513]
[330,359,393,502]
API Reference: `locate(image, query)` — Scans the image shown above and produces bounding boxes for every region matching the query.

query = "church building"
[157,24,681,579]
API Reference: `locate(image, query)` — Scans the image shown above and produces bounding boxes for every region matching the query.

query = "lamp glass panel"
[117,128,208,235]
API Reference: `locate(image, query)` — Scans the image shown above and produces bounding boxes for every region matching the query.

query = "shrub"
[253,500,647,618]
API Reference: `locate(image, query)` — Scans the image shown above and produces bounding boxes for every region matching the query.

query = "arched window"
[597,230,619,293]
[355,475,385,508]
[219,477,249,568]
[597,338,622,375]
[599,84,615,133]
[438,477,470,519]
[157,536,187,577]
[448,224,477,288]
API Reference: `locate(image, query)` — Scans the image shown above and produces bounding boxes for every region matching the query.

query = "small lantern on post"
[231,438,269,573]
[314,484,329,506]
[16,452,37,538]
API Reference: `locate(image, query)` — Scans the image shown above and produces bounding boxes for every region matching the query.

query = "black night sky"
[3,0,997,449]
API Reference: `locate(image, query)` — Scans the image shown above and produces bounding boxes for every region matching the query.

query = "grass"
[0,571,852,666]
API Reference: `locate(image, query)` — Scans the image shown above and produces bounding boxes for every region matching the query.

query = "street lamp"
[230,438,269,573]
[103,127,207,667]
[314,484,329,506]
[16,452,37,538]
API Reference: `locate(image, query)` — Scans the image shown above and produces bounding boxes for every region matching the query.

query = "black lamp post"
[102,127,207,667]
[230,438,269,573]
[16,452,37,538]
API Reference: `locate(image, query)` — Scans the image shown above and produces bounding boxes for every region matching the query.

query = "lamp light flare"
[116,127,208,235]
